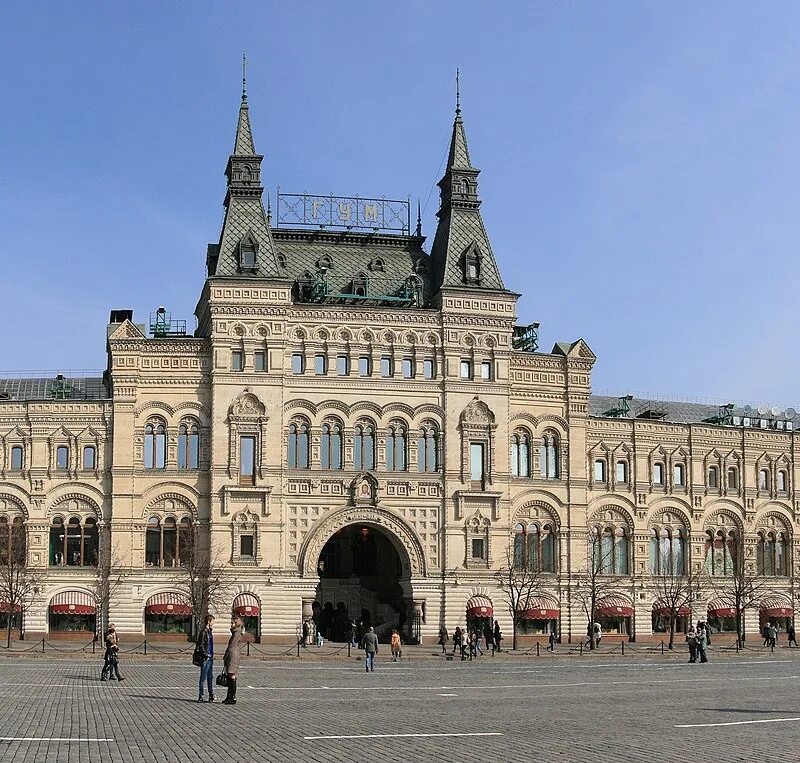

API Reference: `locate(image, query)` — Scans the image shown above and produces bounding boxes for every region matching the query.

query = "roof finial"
[242,52,248,102]
[455,67,461,116]
[415,198,422,236]
[266,191,272,222]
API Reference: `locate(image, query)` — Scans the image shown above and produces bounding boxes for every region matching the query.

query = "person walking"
[483,623,494,654]
[548,629,557,652]
[685,625,698,663]
[390,629,402,661]
[101,624,124,682]
[788,623,797,647]
[350,620,358,648]
[438,626,449,654]
[762,622,771,647]
[468,630,477,661]
[453,626,463,658]
[593,622,602,646]
[195,614,216,702]
[222,615,243,705]
[493,620,502,652]
[362,626,379,672]
[474,629,483,657]
[696,621,709,663]
[301,619,310,649]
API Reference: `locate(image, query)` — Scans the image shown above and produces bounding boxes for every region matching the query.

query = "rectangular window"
[481,361,492,381]
[314,354,327,375]
[423,359,435,379]
[460,360,472,379]
[593,459,606,482]
[653,463,664,485]
[254,351,267,372]
[82,446,96,470]
[402,358,413,379]
[359,356,371,377]
[56,446,69,470]
[336,355,349,376]
[471,538,485,560]
[673,464,684,486]
[231,350,244,371]
[615,460,627,484]
[470,442,485,484]
[291,354,305,374]
[10,446,23,471]
[239,436,256,486]
[240,534,254,557]
[380,357,393,377]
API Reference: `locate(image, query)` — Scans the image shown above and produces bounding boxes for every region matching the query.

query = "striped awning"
[0,601,21,614]
[49,591,96,615]
[232,593,260,617]
[653,602,691,617]
[760,596,794,618]
[596,597,634,617]
[707,601,737,618]
[465,595,493,618]
[520,597,560,620]
[145,592,192,616]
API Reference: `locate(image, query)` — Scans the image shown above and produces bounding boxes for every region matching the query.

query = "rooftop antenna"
[242,52,248,101]
[455,67,461,116]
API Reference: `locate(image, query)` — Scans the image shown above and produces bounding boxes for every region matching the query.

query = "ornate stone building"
[0,86,796,643]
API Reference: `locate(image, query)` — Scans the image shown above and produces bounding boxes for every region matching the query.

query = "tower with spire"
[205,56,280,279]
[429,73,505,295]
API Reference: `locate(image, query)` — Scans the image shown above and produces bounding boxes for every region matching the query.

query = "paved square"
[0,652,799,761]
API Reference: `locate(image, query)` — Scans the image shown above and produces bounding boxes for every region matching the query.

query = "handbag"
[215,670,229,687]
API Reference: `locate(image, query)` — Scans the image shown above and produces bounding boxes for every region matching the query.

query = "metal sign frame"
[276,191,410,234]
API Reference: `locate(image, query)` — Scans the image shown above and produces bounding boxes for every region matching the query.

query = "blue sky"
[2,2,800,406]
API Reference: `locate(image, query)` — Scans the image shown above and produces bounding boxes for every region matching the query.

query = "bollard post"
[580,641,583,655]
[92,639,96,655]
[621,641,625,656]
[536,642,540,657]
[247,641,250,657]
[348,641,351,657]
[144,640,147,656]
[41,638,45,653]
[297,638,300,658]
[771,641,774,654]
[661,640,664,655]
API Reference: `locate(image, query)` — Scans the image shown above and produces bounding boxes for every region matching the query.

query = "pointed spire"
[455,67,461,116]
[234,53,256,156]
[446,70,473,171]
[415,198,422,237]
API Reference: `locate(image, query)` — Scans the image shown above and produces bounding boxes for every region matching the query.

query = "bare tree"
[90,527,128,640]
[705,538,770,648]
[652,563,702,650]
[173,523,232,638]
[0,519,43,647]
[495,542,547,651]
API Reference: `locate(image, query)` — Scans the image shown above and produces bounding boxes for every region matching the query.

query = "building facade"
[1,87,797,643]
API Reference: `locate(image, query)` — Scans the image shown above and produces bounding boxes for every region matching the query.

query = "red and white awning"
[596,597,634,617]
[707,601,737,618]
[520,597,560,620]
[653,602,691,617]
[760,596,794,619]
[145,592,192,616]
[465,595,493,618]
[49,591,96,615]
[0,601,22,614]
[232,593,260,617]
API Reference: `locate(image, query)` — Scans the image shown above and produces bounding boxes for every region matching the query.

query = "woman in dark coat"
[222,616,243,705]
[438,626,448,654]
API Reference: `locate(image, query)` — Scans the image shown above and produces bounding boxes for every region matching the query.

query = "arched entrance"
[315,524,406,641]
[298,504,426,643]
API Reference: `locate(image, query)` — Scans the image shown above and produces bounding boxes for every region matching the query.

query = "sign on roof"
[276,192,410,234]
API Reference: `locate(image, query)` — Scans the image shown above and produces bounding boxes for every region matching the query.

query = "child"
[391,629,402,661]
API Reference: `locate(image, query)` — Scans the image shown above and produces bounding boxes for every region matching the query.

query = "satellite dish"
[757,405,769,416]
[743,405,752,414]
[786,407,796,420]
[771,406,781,418]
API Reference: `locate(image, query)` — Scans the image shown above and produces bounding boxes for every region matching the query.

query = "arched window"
[513,522,556,573]
[649,527,686,575]
[56,445,70,470]
[144,421,166,469]
[591,525,629,575]
[386,421,407,471]
[510,431,531,478]
[777,470,788,492]
[652,463,664,485]
[287,419,310,469]
[239,237,256,270]
[708,465,719,488]
[615,460,628,484]
[593,459,606,482]
[727,466,739,490]
[539,431,559,479]
[320,421,343,470]
[82,446,96,471]
[758,468,769,492]
[10,446,23,471]
[673,463,685,486]
[146,515,191,567]
[177,421,200,469]
[49,515,97,567]
[417,422,439,473]
[354,421,375,471]
[704,527,737,577]
[0,516,25,566]
[757,530,789,576]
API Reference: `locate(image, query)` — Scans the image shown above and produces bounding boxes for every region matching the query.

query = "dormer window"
[238,234,258,272]
[351,272,368,297]
[277,253,287,268]
[463,242,482,284]
[316,255,333,271]
[369,258,385,272]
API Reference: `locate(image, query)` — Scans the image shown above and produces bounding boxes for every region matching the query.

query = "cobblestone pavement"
[0,651,798,762]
